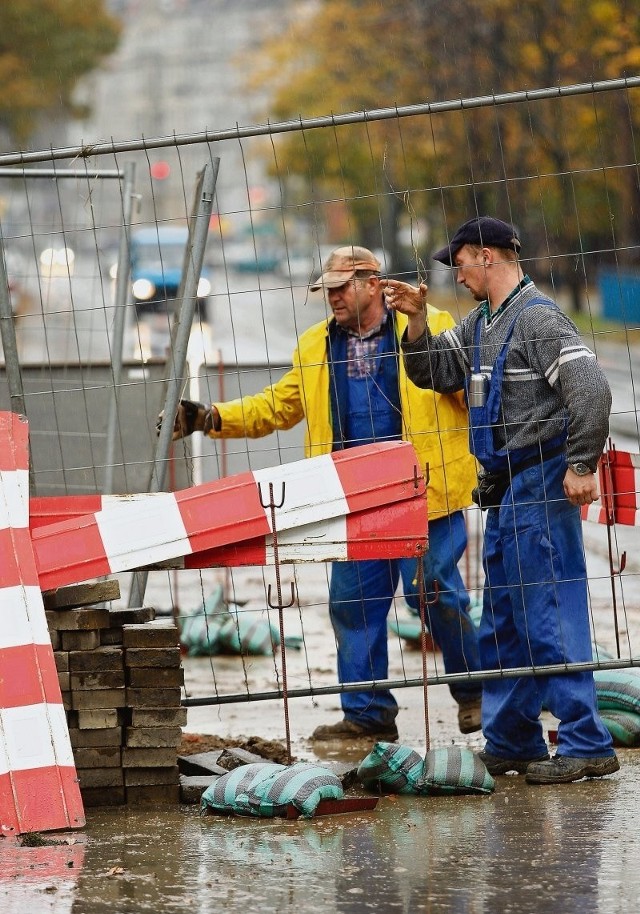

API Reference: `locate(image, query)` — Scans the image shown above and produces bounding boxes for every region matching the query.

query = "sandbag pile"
[179,584,280,657]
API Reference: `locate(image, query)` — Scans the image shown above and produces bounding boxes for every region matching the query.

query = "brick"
[81,786,126,807]
[76,767,124,789]
[73,746,122,768]
[125,727,182,749]
[54,651,69,673]
[178,751,226,777]
[99,628,124,646]
[124,647,181,668]
[46,608,111,631]
[68,726,122,748]
[108,607,156,627]
[49,629,60,650]
[126,784,180,805]
[43,580,121,610]
[217,747,267,770]
[70,688,126,710]
[127,667,184,688]
[74,709,121,729]
[126,688,182,708]
[62,630,101,651]
[129,707,187,728]
[122,622,179,648]
[124,766,180,787]
[122,747,178,768]
[70,670,126,690]
[180,775,219,805]
[69,646,124,673]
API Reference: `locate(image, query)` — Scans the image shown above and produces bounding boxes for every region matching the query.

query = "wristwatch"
[569,462,594,476]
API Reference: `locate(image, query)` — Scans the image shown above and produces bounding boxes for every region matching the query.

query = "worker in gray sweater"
[383,215,619,786]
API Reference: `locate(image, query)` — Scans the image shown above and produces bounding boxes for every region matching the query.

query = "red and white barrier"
[581,446,640,527]
[31,441,425,590]
[31,495,427,568]
[0,413,84,836]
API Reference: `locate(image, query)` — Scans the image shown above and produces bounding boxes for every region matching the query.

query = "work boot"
[525,753,620,785]
[477,749,550,776]
[310,718,399,742]
[457,698,483,734]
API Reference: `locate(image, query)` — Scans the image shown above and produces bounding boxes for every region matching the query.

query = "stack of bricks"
[44,581,186,807]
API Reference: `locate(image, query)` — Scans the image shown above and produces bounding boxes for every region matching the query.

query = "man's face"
[453,245,488,301]
[326,275,379,332]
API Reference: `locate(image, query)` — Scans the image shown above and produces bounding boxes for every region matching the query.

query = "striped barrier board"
[31,441,424,590]
[31,495,427,568]
[581,447,639,527]
[0,413,84,836]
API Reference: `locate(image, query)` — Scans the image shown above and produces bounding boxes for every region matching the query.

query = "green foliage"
[248,0,640,290]
[0,0,121,143]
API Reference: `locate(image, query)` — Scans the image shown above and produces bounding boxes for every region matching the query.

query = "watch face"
[572,462,591,476]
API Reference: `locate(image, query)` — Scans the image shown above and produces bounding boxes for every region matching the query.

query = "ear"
[367,274,381,296]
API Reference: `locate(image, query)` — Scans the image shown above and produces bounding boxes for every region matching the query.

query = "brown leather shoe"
[310,719,399,742]
[457,698,482,734]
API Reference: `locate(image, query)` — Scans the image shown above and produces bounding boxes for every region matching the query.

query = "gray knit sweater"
[401,280,611,471]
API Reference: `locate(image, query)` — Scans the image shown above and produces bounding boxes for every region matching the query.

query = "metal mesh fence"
[0,76,638,728]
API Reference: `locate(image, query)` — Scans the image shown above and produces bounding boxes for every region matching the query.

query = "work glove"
[156,399,218,441]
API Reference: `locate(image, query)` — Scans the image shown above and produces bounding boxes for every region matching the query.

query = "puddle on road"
[2,751,640,913]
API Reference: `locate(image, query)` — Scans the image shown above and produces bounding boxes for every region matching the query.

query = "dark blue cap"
[432,216,521,265]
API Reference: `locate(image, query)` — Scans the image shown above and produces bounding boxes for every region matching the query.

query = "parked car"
[123,225,213,359]
[129,225,212,322]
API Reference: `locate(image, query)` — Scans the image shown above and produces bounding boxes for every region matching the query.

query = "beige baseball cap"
[309,245,381,291]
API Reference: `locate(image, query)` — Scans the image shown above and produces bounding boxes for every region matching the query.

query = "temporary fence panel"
[0,74,638,728]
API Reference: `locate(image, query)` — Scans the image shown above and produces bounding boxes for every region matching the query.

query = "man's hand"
[156,399,218,441]
[563,466,598,507]
[381,278,429,342]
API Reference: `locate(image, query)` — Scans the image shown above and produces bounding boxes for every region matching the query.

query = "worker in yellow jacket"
[163,246,481,741]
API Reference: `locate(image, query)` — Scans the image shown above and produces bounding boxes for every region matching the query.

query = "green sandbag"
[218,607,279,656]
[357,741,427,795]
[179,583,280,657]
[600,710,640,747]
[420,747,495,795]
[357,742,494,797]
[201,762,343,819]
[595,669,640,714]
[242,763,343,818]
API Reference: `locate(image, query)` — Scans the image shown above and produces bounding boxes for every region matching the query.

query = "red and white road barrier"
[581,447,640,527]
[31,494,427,568]
[31,441,425,590]
[0,414,84,836]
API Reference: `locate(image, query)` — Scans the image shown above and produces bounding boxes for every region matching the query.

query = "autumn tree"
[0,0,121,145]
[249,0,640,308]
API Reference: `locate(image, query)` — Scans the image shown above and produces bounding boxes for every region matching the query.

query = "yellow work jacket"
[212,307,477,520]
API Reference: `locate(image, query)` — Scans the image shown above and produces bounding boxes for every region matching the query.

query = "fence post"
[0,223,35,491]
[103,160,137,494]
[128,158,219,607]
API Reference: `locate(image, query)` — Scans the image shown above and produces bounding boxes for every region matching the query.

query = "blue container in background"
[599,269,640,323]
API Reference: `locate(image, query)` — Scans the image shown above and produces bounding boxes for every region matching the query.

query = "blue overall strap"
[469,296,566,472]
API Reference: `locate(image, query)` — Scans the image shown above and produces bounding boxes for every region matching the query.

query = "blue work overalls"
[328,317,481,728]
[467,300,614,760]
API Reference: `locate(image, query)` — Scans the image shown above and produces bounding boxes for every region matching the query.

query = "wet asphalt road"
[2,747,639,914]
